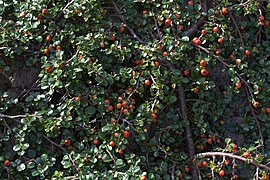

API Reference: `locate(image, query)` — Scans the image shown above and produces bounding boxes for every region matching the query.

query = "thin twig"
[56,0,75,19]
[153,16,162,40]
[106,149,116,165]
[112,1,145,44]
[229,14,245,47]
[42,135,65,151]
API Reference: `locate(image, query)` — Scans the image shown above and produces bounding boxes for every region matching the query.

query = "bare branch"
[196,152,270,171]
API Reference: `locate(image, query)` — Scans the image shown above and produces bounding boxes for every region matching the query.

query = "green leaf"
[27,149,36,158]
[169,96,177,103]
[102,124,112,132]
[13,144,21,152]
[40,154,48,162]
[16,163,26,172]
[102,155,112,162]
[181,36,189,42]
[85,106,96,115]
[27,162,35,169]
[116,159,124,166]
[22,143,29,150]
[62,161,72,168]
[32,170,40,176]
[130,79,137,85]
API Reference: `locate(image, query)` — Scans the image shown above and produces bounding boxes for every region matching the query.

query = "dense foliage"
[0,0,270,179]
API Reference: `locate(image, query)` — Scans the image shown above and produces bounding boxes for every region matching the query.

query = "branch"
[157,57,198,179]
[196,152,270,172]
[193,44,254,99]
[0,113,41,119]
[112,1,145,44]
[193,44,265,148]
[185,0,208,37]
[56,0,75,19]
[229,14,245,47]
[41,135,65,151]
[0,113,65,151]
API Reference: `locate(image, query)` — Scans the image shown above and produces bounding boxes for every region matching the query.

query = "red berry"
[109,141,115,147]
[183,69,189,76]
[118,96,123,102]
[64,139,71,146]
[154,61,160,67]
[236,82,242,89]
[122,101,128,107]
[4,160,10,167]
[122,109,129,114]
[243,151,250,158]
[203,161,208,167]
[178,25,184,30]
[144,79,151,86]
[108,105,113,111]
[56,45,61,50]
[193,88,199,93]
[213,27,219,33]
[235,59,241,65]
[152,113,157,119]
[165,18,172,27]
[207,138,212,144]
[222,7,228,15]
[201,29,207,35]
[118,149,124,154]
[188,1,194,6]
[215,50,221,55]
[74,96,81,101]
[116,103,122,110]
[123,130,130,138]
[185,167,190,173]
[245,50,251,56]
[259,15,265,21]
[162,51,168,56]
[20,12,27,18]
[120,26,125,33]
[42,8,48,14]
[45,35,52,42]
[140,175,147,180]
[45,66,52,73]
[200,134,206,138]
[218,37,223,43]
[200,144,204,150]
[266,107,270,114]
[200,59,207,67]
[200,69,209,76]
[219,170,225,177]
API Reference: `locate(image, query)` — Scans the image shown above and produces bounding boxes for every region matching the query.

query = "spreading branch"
[193,44,264,148]
[196,152,270,172]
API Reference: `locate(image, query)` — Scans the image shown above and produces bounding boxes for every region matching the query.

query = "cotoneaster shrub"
[0,0,269,179]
